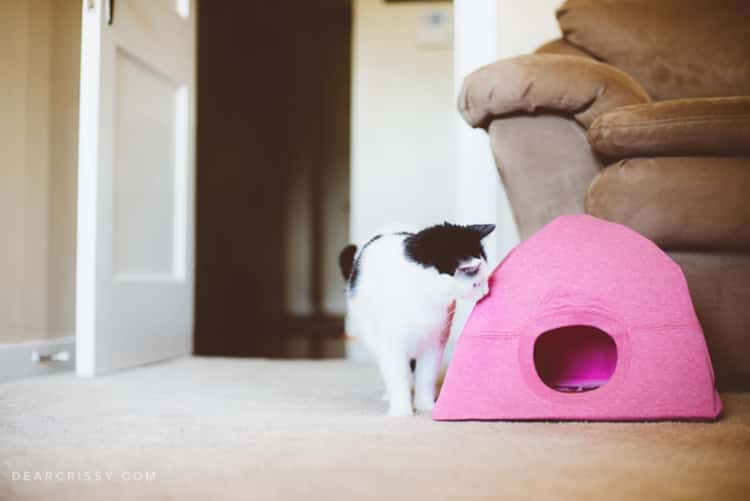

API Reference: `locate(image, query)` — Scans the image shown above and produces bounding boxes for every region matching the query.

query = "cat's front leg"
[376,348,413,417]
[414,342,446,412]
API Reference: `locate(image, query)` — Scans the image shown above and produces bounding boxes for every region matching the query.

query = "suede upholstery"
[459,55,651,130]
[557,0,750,100]
[488,116,601,239]
[585,157,750,251]
[460,0,750,389]
[534,38,592,58]
[589,97,750,158]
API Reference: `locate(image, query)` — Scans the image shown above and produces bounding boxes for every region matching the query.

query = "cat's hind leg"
[381,362,414,401]
[414,342,446,412]
[375,347,413,417]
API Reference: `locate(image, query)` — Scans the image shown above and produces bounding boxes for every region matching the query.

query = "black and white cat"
[339,222,495,417]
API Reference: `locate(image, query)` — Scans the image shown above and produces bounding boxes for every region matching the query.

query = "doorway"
[194,1,352,358]
[0,0,352,380]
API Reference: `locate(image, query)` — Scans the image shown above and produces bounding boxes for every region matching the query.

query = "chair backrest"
[555,0,750,101]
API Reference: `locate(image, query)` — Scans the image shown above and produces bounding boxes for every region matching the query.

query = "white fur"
[345,227,490,417]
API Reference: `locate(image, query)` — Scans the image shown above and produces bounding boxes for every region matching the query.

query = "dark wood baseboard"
[194,314,345,359]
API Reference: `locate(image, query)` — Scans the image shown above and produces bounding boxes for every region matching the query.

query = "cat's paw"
[387,403,414,417]
[414,395,435,412]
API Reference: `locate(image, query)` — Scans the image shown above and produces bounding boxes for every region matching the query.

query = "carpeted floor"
[1,357,748,501]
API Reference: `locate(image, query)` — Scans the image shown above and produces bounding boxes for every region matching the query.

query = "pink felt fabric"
[434,215,722,421]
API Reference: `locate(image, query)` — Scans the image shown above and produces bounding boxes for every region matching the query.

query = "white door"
[76,0,195,376]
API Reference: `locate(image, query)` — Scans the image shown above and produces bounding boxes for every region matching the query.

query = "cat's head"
[404,222,495,301]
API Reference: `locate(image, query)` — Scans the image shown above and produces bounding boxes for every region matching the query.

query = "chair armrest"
[587,97,750,158]
[458,54,651,130]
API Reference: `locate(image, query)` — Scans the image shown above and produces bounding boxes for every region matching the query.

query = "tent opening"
[533,325,617,392]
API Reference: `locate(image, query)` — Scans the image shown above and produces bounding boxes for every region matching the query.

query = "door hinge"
[106,0,115,25]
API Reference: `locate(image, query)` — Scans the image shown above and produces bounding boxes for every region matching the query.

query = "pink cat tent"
[433,215,722,421]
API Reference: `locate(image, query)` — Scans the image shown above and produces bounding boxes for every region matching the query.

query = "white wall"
[453,0,507,267]
[498,0,561,57]
[350,0,455,245]
[0,0,80,344]
[47,0,82,335]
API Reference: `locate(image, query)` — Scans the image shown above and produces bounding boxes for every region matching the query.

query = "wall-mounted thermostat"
[416,8,453,49]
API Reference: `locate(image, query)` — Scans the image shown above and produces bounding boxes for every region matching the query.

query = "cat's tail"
[338,244,357,281]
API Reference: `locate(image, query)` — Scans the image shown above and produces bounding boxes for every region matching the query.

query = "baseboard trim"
[0,336,75,382]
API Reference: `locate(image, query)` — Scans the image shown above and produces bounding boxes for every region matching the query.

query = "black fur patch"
[346,234,382,293]
[403,223,495,275]
[338,245,357,280]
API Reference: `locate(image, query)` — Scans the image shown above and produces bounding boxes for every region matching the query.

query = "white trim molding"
[448,0,560,363]
[0,336,75,382]
[449,0,518,364]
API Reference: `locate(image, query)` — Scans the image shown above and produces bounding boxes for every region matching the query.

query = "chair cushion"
[585,157,750,251]
[588,97,750,158]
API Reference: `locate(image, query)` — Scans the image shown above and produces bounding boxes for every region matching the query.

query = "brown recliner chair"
[459,0,750,390]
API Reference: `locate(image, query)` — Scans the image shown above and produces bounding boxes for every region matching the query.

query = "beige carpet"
[1,357,748,501]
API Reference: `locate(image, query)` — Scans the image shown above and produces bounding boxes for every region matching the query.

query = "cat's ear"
[467,224,496,240]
